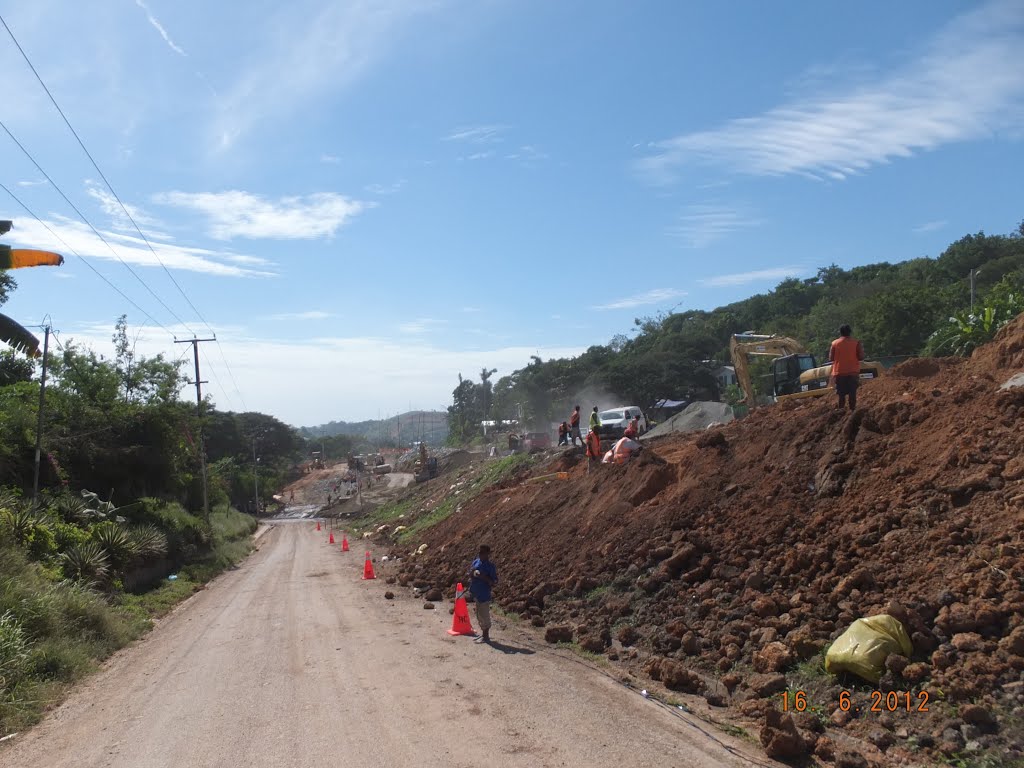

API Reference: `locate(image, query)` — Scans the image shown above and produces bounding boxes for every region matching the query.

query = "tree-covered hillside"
[446,221,1024,438]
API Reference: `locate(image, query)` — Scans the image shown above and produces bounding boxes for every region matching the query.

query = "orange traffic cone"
[329,532,335,544]
[362,551,376,580]
[341,534,349,552]
[448,582,475,636]
[316,520,321,531]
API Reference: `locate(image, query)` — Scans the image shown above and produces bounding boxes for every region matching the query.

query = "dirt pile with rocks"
[388,316,1024,765]
[645,400,735,439]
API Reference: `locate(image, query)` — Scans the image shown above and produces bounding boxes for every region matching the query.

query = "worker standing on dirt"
[569,405,582,446]
[829,324,865,411]
[586,424,602,473]
[589,406,601,431]
[557,421,569,446]
[468,545,498,644]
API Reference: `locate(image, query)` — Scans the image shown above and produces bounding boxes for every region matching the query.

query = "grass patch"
[556,641,609,666]
[398,454,537,543]
[584,585,611,601]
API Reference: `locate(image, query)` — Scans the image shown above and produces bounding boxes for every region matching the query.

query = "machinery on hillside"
[413,442,438,483]
[729,333,883,407]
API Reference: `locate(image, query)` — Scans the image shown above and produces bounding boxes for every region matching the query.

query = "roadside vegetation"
[0,492,256,735]
[0,281,289,735]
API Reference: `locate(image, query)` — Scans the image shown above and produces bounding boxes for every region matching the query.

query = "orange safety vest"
[830,337,864,377]
[586,431,601,458]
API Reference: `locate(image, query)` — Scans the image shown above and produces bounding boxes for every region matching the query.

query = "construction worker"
[589,406,601,431]
[623,415,639,440]
[569,405,582,446]
[829,324,865,411]
[557,421,569,446]
[585,424,602,473]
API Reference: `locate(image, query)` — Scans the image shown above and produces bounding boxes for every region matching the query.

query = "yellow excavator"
[729,333,883,407]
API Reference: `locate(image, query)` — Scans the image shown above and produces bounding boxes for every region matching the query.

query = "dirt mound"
[645,401,734,439]
[391,323,1024,765]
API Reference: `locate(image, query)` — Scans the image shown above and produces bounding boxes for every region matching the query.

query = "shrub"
[61,542,110,585]
[91,522,139,572]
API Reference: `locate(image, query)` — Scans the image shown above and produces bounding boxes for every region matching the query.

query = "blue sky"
[2,0,1022,426]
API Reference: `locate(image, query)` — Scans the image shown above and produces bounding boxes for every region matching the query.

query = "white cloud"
[593,288,688,311]
[913,220,947,233]
[153,190,370,240]
[461,306,481,313]
[639,1,1024,181]
[464,151,495,161]
[212,3,441,150]
[444,124,506,143]
[86,183,163,232]
[398,318,445,334]
[667,205,761,248]
[320,154,341,164]
[701,267,806,287]
[61,323,584,425]
[365,180,406,196]
[135,0,187,57]
[270,310,334,320]
[7,215,274,278]
[504,145,549,163]
[17,179,48,188]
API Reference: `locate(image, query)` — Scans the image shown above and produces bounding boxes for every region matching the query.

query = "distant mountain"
[298,410,449,446]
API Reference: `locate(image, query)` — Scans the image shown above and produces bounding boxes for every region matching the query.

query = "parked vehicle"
[523,431,552,452]
[596,406,649,440]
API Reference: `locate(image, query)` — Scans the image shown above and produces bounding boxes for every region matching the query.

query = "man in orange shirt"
[585,425,602,473]
[828,324,865,411]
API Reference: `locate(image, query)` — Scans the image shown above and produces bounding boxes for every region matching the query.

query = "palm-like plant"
[1,505,45,547]
[130,525,168,560]
[90,522,139,570]
[61,542,110,584]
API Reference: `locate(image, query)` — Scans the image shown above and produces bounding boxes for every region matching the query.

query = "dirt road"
[2,524,764,768]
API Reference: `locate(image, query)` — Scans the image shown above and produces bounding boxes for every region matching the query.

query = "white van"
[596,406,648,440]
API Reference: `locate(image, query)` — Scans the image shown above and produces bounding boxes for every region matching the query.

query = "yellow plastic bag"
[824,615,913,684]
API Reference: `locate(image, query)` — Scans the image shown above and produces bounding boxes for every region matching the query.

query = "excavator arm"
[728,334,808,405]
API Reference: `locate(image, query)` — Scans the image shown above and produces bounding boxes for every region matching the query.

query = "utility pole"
[970,268,983,314]
[252,436,259,515]
[32,325,50,502]
[175,337,216,520]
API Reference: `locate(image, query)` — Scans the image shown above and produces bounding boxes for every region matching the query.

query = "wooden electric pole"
[176,337,215,520]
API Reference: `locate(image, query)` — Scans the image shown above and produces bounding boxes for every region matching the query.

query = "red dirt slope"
[396,316,1024,764]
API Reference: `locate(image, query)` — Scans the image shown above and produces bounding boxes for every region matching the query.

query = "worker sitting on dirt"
[589,406,601,431]
[829,324,865,412]
[607,436,641,465]
[557,421,570,446]
[569,405,582,446]
[623,415,640,440]
[585,425,602,472]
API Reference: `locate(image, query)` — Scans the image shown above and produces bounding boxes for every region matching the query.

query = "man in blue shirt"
[468,544,498,644]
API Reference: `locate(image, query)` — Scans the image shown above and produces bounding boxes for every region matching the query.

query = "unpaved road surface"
[2,524,764,768]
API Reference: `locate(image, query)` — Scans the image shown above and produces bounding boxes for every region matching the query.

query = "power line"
[0,181,172,335]
[199,343,235,412]
[1,13,250,410]
[214,338,247,412]
[0,120,194,334]
[1,13,213,338]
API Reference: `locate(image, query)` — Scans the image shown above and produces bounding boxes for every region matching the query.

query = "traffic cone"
[316,520,321,531]
[341,534,349,552]
[362,551,376,580]
[329,532,335,545]
[448,582,475,636]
